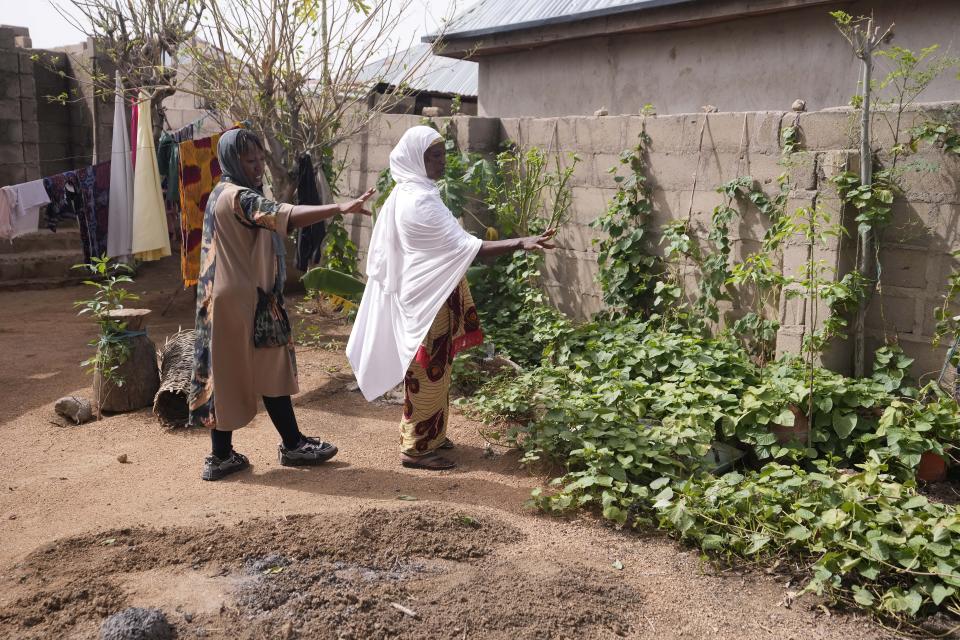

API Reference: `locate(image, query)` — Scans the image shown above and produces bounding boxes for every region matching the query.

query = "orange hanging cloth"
[178,134,222,286]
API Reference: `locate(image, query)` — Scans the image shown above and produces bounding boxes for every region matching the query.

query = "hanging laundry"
[170,120,197,143]
[178,133,222,285]
[75,165,110,262]
[130,97,138,169]
[93,161,111,242]
[0,180,50,240]
[107,72,134,260]
[43,171,83,231]
[157,131,182,249]
[295,154,327,272]
[131,90,171,262]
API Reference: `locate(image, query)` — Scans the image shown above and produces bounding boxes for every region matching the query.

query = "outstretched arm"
[287,187,376,230]
[476,228,556,259]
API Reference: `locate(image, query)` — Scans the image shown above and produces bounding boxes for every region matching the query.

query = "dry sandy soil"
[0,257,912,639]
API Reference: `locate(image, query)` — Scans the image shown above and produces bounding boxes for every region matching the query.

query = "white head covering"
[347,126,483,401]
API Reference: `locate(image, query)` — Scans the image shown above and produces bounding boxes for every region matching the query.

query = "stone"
[421,106,441,117]
[593,107,608,116]
[99,607,173,640]
[117,454,128,463]
[701,104,718,113]
[54,395,93,424]
[791,99,806,112]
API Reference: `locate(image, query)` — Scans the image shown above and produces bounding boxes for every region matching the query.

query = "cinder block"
[574,116,629,153]
[0,143,23,165]
[897,153,960,203]
[682,111,785,155]
[796,110,858,151]
[569,186,612,225]
[554,222,605,252]
[22,143,39,166]
[877,246,929,289]
[19,97,36,119]
[568,152,595,188]
[783,151,816,190]
[886,201,938,250]
[0,52,18,73]
[593,153,624,188]
[928,203,960,252]
[0,28,15,49]
[865,293,917,334]
[0,98,19,120]
[0,163,26,187]
[455,115,500,153]
[0,74,20,100]
[18,73,35,97]
[498,118,520,146]
[18,52,35,75]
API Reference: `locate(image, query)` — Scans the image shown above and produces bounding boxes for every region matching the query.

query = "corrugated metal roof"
[357,43,478,97]
[424,0,701,41]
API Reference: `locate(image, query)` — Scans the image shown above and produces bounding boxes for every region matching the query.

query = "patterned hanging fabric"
[178,133,222,286]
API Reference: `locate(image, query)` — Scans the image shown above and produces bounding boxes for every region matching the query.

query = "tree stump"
[94,309,160,414]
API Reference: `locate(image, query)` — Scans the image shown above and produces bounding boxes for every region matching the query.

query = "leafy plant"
[591,130,660,314]
[484,144,579,237]
[72,256,139,416]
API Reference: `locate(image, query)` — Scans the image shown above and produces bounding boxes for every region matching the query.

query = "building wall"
[338,104,960,379]
[476,0,960,118]
[0,26,40,189]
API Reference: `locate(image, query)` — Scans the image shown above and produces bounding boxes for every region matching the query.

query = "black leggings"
[210,395,302,458]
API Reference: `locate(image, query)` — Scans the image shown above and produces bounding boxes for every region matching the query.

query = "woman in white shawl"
[347,126,555,470]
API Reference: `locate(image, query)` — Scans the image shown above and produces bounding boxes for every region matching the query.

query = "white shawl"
[347,126,482,401]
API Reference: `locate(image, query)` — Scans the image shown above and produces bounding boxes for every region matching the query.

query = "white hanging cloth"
[346,126,482,401]
[106,72,133,259]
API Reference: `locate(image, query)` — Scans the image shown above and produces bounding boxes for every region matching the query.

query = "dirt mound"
[0,505,642,639]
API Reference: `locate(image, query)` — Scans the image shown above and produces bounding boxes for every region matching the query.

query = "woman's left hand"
[339,187,376,216]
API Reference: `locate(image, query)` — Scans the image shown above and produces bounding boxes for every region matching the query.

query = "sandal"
[439,439,454,450]
[400,452,456,470]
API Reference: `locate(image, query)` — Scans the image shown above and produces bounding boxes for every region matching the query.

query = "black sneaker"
[278,436,338,466]
[201,451,250,481]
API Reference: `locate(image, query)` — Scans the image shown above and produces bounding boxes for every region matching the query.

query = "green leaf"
[931,584,955,606]
[832,411,858,438]
[772,408,795,427]
[852,585,875,606]
[786,525,811,541]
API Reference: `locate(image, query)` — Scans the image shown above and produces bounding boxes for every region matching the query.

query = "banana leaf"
[301,267,366,298]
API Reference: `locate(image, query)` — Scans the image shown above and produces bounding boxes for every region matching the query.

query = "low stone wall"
[338,105,960,379]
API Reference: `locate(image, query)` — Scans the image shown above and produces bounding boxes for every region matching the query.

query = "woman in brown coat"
[190,129,373,480]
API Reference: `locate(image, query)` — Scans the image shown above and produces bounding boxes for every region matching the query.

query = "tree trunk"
[95,334,160,413]
[853,47,874,378]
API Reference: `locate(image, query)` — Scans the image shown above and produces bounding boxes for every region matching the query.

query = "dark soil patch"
[0,505,643,639]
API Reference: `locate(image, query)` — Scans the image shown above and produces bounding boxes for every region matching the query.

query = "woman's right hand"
[520,228,557,252]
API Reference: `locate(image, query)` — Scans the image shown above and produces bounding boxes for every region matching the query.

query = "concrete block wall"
[0,27,40,190]
[338,104,960,378]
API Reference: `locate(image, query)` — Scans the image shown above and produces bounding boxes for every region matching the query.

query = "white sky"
[2,0,460,50]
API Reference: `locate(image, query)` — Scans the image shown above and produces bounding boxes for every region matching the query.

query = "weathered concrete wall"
[476,0,960,118]
[338,104,960,379]
[0,26,40,189]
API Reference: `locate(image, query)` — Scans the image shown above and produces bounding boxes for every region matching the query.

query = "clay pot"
[917,451,947,483]
[771,405,810,446]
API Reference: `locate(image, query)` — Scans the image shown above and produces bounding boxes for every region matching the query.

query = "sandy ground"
[0,256,908,639]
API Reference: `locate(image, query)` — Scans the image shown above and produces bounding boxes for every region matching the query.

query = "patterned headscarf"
[217,128,264,193]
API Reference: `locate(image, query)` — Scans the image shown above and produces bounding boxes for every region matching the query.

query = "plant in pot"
[73,256,140,417]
